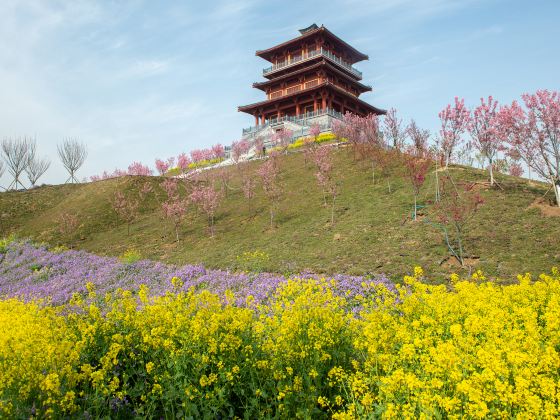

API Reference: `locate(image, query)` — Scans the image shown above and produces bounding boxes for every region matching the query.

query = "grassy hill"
[2,147,559,281]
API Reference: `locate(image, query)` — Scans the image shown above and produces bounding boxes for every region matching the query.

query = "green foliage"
[0,234,16,254]
[50,245,69,254]
[119,249,142,264]
[236,250,270,272]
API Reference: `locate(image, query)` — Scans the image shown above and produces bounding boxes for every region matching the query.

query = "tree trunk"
[554,180,560,208]
[331,193,336,225]
[387,180,391,193]
[270,207,274,229]
[434,160,440,202]
[413,195,417,221]
[371,161,375,184]
[489,158,494,186]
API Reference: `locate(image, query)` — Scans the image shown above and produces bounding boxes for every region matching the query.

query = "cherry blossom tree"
[402,147,432,220]
[231,140,251,165]
[155,159,170,176]
[190,184,223,237]
[272,128,293,154]
[212,144,225,160]
[177,153,191,175]
[383,108,406,150]
[439,97,471,168]
[431,175,484,266]
[254,136,265,158]
[111,190,139,235]
[127,162,152,176]
[257,158,282,228]
[311,145,338,224]
[468,96,501,186]
[509,162,524,177]
[406,119,430,157]
[309,123,321,140]
[242,175,256,212]
[190,149,204,164]
[333,112,383,183]
[57,212,80,248]
[161,178,188,241]
[497,90,560,206]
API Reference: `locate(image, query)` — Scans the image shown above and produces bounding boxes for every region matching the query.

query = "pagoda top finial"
[298,23,319,35]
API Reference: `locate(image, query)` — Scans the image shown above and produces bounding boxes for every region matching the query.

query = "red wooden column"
[254,113,259,126]
[295,101,300,117]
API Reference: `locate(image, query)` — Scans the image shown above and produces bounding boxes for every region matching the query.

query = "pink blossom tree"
[155,159,170,176]
[383,108,406,151]
[497,90,560,206]
[161,178,188,241]
[190,184,222,237]
[242,175,256,212]
[309,123,321,140]
[257,158,282,228]
[211,144,225,160]
[111,190,139,235]
[177,153,191,174]
[333,112,383,183]
[254,136,265,158]
[439,97,471,168]
[468,96,501,186]
[272,128,293,154]
[127,162,153,176]
[432,175,484,266]
[57,212,80,248]
[406,119,430,158]
[311,145,338,224]
[509,161,524,177]
[402,147,432,220]
[231,140,251,164]
[190,149,204,164]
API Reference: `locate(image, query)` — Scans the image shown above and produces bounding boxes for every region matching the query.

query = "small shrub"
[119,249,142,264]
[236,250,270,272]
[0,235,16,254]
[50,245,69,254]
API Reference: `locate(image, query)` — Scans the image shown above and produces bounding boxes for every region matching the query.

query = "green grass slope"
[2,148,559,281]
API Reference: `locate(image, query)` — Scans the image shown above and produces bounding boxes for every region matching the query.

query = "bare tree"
[0,160,4,191]
[58,137,87,183]
[2,136,33,190]
[25,153,51,187]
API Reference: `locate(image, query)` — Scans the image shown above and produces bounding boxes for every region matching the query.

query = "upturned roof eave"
[255,26,368,63]
[252,60,372,93]
[238,81,384,115]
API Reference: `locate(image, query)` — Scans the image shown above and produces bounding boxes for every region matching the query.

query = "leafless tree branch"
[2,136,33,190]
[57,137,87,183]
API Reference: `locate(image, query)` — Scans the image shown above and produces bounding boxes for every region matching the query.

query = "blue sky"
[1,0,559,184]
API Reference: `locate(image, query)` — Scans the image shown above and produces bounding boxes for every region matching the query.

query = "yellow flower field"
[1,268,560,419]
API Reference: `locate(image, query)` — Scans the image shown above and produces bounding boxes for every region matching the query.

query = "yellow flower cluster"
[287,132,338,150]
[1,268,560,418]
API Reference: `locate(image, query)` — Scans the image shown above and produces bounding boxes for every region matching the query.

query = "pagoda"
[238,24,385,145]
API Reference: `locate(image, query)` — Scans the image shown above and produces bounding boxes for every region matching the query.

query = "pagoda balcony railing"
[242,108,344,135]
[263,47,362,79]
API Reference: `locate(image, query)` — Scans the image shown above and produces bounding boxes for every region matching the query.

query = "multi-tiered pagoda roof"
[238,24,385,128]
